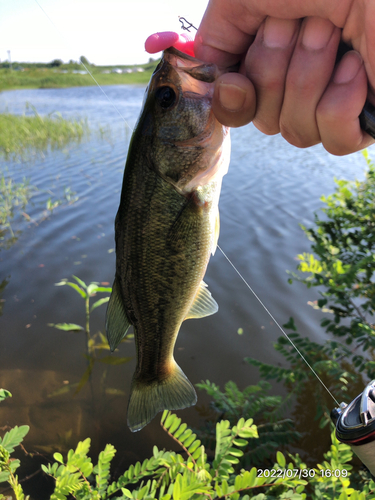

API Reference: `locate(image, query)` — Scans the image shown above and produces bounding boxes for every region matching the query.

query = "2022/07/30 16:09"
[257,468,349,479]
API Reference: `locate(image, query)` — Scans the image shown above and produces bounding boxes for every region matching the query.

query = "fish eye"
[155,86,176,109]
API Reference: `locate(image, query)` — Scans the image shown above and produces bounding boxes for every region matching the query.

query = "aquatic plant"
[0,170,79,248]
[0,105,89,160]
[0,173,36,242]
[48,275,131,397]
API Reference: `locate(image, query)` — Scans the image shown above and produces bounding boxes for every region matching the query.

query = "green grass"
[0,66,154,91]
[0,107,89,159]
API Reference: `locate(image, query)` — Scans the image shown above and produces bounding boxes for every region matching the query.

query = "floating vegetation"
[0,104,90,160]
[0,104,85,246]
[0,173,37,243]
[0,171,79,248]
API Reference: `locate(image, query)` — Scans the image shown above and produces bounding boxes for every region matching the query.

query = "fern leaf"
[0,425,29,453]
[96,443,116,496]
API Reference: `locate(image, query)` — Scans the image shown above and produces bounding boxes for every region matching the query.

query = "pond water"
[0,85,370,496]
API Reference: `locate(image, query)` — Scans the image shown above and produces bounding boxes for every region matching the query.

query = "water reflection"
[0,277,9,316]
[47,276,132,414]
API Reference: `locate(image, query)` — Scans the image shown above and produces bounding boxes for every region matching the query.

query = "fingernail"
[334,51,363,84]
[302,17,335,50]
[263,18,296,48]
[218,83,247,111]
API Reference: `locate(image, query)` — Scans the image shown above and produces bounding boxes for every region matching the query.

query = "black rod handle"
[337,42,375,139]
[360,101,375,139]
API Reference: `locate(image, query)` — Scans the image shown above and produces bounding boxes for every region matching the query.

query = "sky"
[0,0,209,65]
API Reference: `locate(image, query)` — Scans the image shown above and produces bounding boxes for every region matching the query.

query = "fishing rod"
[32,1,375,474]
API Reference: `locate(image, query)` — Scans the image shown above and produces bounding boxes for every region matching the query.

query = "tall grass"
[0,106,89,159]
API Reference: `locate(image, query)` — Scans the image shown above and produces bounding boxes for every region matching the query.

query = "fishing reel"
[331,380,375,476]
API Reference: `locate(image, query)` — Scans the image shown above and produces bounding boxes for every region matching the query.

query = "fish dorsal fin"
[212,210,220,256]
[106,277,132,351]
[185,281,218,320]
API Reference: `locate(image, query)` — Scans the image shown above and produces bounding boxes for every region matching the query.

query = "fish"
[106,47,230,432]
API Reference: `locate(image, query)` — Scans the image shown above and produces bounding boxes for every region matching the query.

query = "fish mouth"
[147,47,231,193]
[163,47,220,83]
[150,47,220,101]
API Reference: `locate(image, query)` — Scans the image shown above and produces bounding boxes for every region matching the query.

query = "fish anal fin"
[105,277,131,352]
[127,362,197,432]
[185,281,218,320]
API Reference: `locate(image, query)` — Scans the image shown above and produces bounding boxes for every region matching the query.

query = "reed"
[0,106,89,159]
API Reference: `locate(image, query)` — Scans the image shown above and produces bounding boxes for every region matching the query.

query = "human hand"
[195,0,375,155]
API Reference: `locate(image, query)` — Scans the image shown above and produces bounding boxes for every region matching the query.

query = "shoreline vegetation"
[0,106,90,160]
[0,59,157,91]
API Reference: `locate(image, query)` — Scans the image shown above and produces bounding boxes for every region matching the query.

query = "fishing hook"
[178,17,197,32]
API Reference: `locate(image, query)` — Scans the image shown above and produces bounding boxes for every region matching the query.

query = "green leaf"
[86,283,99,296]
[54,452,64,464]
[0,471,10,483]
[233,438,247,447]
[172,474,182,500]
[1,425,29,453]
[64,281,87,298]
[90,297,110,312]
[91,286,112,293]
[72,275,87,289]
[277,451,286,468]
[49,323,84,332]
[74,362,94,395]
[121,488,133,499]
[0,389,11,402]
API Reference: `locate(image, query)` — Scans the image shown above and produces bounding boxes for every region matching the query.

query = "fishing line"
[31,3,339,405]
[218,244,340,407]
[178,17,340,407]
[33,0,131,130]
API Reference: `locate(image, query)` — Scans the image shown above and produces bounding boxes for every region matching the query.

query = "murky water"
[0,85,370,496]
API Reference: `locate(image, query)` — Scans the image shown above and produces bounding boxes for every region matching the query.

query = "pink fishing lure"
[145,31,195,57]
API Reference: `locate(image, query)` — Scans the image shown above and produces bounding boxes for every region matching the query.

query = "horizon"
[0,57,159,67]
[0,0,208,66]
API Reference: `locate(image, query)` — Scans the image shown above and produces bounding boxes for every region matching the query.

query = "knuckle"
[253,116,280,136]
[279,120,319,148]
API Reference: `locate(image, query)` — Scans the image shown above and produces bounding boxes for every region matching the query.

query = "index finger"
[195,0,349,66]
[195,0,261,66]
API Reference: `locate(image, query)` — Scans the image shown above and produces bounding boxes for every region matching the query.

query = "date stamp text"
[257,468,348,479]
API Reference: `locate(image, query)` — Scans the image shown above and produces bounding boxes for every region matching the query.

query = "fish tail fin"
[127,363,197,432]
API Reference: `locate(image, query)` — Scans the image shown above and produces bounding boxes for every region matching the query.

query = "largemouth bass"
[106,47,230,432]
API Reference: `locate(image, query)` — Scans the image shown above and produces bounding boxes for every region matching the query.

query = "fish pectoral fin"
[185,281,218,320]
[105,277,132,352]
[167,196,199,251]
[127,362,197,432]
